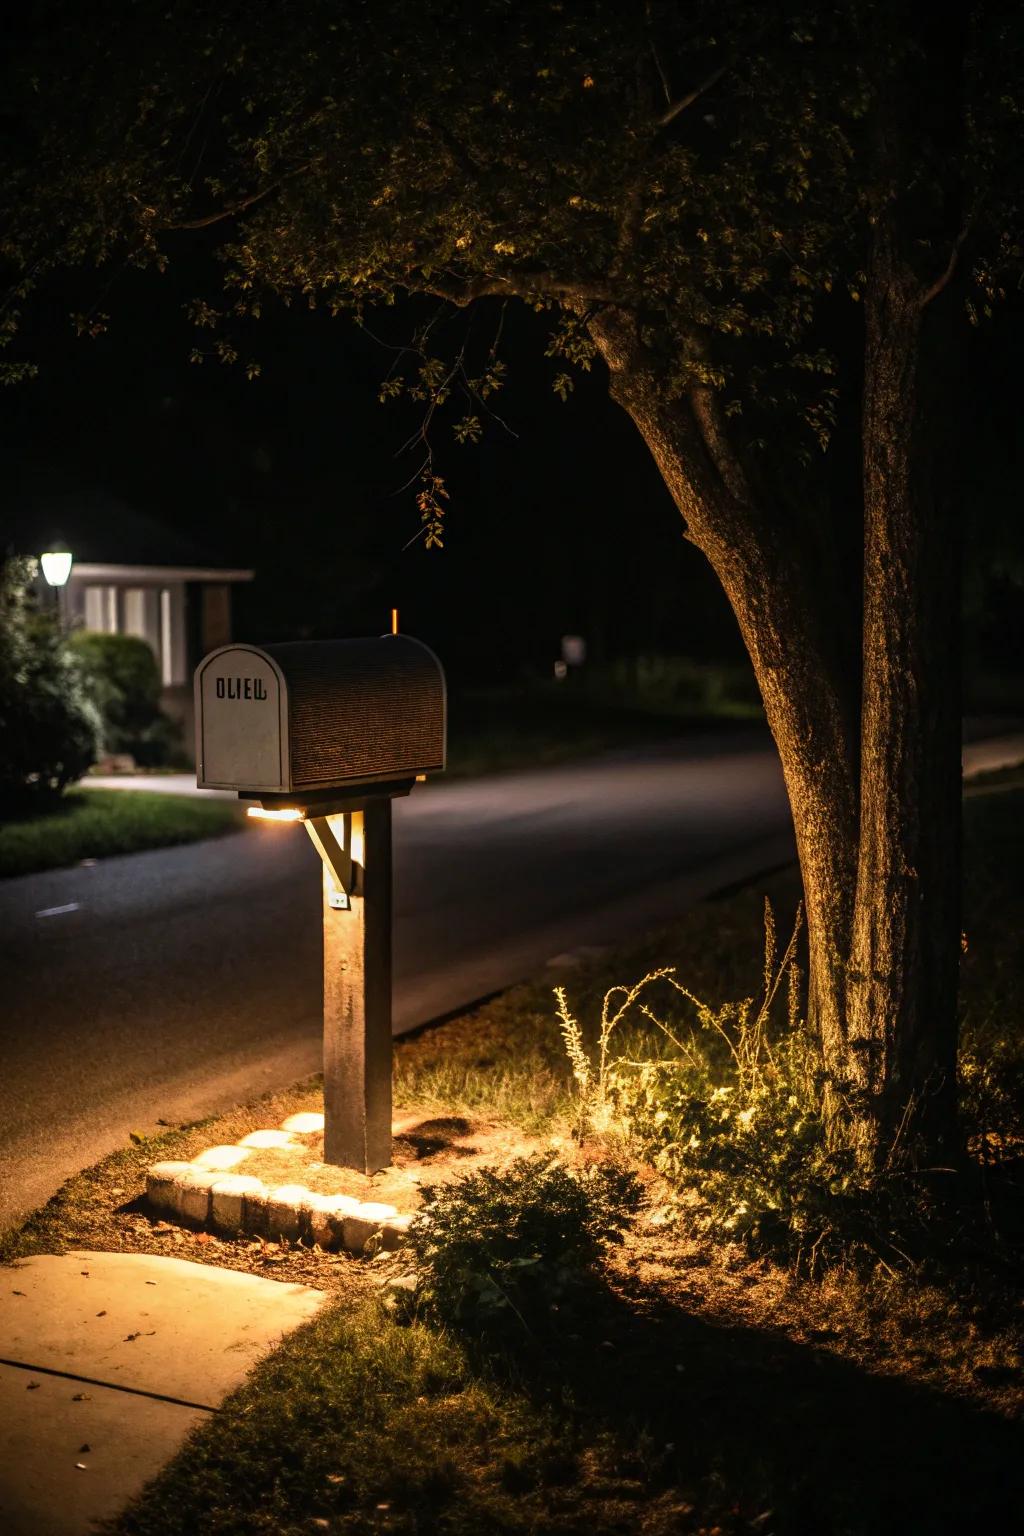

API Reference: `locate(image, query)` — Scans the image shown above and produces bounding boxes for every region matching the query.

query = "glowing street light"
[40,545,73,588]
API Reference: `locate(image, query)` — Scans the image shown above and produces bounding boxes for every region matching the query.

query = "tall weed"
[555,903,893,1270]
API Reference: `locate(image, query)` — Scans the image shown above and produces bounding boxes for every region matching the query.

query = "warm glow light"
[327,808,364,864]
[40,549,73,587]
[247,806,304,822]
[391,607,399,635]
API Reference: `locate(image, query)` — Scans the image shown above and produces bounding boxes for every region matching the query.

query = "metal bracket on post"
[305,814,363,910]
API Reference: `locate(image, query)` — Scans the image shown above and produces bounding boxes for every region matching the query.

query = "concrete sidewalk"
[0,1250,324,1536]
[84,772,234,799]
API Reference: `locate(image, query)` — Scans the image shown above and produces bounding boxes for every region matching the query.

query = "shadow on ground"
[489,1278,1023,1535]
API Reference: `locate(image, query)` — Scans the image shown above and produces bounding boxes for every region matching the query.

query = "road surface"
[0,733,794,1230]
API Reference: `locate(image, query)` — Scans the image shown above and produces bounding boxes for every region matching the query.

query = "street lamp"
[40,544,73,589]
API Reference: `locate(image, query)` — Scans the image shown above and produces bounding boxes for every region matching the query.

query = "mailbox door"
[195,646,288,790]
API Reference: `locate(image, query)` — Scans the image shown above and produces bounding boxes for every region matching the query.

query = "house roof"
[4,488,252,576]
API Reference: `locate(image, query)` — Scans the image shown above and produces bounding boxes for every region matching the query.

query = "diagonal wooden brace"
[305,813,363,901]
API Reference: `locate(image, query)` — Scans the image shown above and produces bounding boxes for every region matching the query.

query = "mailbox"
[194,636,445,802]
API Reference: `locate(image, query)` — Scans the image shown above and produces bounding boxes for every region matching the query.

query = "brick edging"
[146,1162,413,1254]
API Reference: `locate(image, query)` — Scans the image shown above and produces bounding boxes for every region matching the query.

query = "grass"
[3,790,1021,1535]
[0,787,245,879]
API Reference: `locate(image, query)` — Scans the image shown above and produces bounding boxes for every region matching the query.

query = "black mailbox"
[194,636,446,802]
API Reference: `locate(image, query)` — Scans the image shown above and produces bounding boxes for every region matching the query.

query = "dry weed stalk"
[555,901,805,1134]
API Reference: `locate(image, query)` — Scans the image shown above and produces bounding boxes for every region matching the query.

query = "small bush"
[0,557,101,811]
[556,903,899,1271]
[407,1154,642,1337]
[70,630,179,765]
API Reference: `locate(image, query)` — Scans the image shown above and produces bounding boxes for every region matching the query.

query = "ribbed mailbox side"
[263,636,446,789]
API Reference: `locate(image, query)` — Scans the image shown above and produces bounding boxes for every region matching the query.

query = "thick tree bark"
[845,225,962,1165]
[590,295,961,1169]
[588,307,861,1099]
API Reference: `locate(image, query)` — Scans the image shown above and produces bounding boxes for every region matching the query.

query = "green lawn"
[0,788,245,879]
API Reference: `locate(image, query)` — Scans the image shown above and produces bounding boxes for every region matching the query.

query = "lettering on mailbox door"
[215,676,269,701]
[199,649,283,789]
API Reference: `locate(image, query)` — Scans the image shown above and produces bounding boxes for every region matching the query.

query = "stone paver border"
[147,1114,415,1254]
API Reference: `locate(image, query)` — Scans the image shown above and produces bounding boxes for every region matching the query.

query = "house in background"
[6,490,254,753]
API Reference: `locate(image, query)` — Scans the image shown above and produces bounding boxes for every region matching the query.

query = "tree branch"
[417,270,619,307]
[155,161,316,231]
[656,58,732,129]
[918,211,978,309]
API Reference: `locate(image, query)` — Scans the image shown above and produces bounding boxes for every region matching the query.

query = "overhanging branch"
[417,271,619,307]
[656,58,732,129]
[918,209,979,309]
[155,161,317,232]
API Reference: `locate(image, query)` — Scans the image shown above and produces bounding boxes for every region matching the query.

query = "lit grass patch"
[394,990,576,1133]
[0,788,245,878]
[109,1297,601,1536]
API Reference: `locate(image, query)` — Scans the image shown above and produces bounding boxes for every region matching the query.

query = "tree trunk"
[588,308,861,1096]
[845,224,962,1165]
[590,295,961,1168]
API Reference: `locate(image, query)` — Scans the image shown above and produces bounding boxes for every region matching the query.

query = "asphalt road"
[0,733,793,1230]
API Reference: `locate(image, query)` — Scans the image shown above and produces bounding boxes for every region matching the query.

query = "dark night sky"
[2,243,1021,691]
[1,254,748,688]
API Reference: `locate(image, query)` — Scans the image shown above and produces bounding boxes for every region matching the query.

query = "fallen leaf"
[195,1232,212,1245]
[96,1310,107,1317]
[12,1289,25,1296]
[79,1444,91,1454]
[26,1382,40,1391]
[146,1280,157,1285]
[128,1131,146,1145]
[80,1271,89,1277]
[75,1463,87,1471]
[72,1393,91,1402]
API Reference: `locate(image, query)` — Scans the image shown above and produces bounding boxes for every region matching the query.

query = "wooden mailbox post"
[194,636,446,1173]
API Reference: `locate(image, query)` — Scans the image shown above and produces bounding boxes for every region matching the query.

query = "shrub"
[556,903,898,1272]
[0,557,101,811]
[70,630,179,765]
[406,1154,642,1337]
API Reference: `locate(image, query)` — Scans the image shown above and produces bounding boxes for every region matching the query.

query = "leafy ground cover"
[0,787,246,878]
[2,789,1021,1534]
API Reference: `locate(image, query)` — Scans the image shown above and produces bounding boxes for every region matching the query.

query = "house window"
[160,589,174,687]
[84,585,118,633]
[123,588,146,640]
